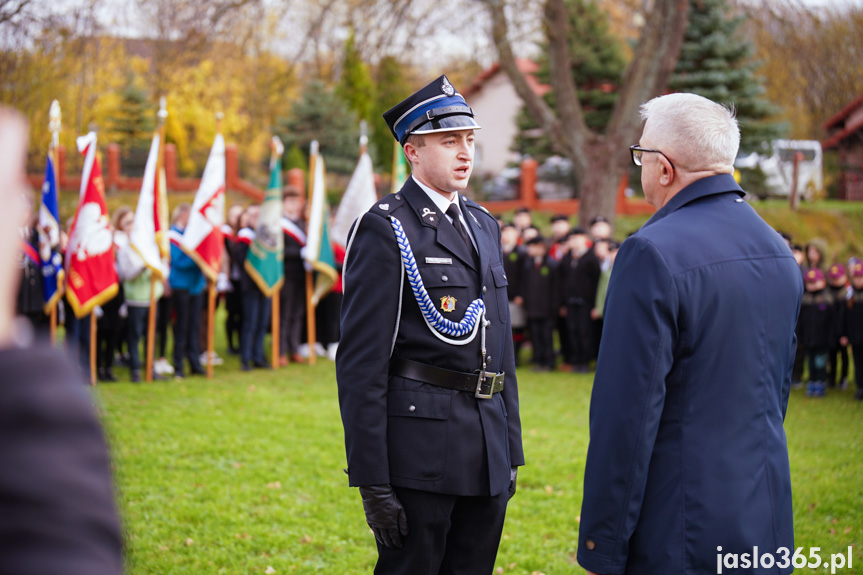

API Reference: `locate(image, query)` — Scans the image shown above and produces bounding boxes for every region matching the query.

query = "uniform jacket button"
[408,405,416,413]
[585,539,596,551]
[482,285,487,294]
[442,275,448,282]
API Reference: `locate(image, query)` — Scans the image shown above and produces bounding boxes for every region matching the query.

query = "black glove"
[508,467,518,500]
[358,484,409,549]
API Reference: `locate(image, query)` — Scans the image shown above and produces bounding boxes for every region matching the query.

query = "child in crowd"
[845,258,863,400]
[516,236,559,372]
[827,263,850,389]
[798,268,839,397]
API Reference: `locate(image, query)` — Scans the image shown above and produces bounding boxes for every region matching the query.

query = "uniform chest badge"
[440,295,457,312]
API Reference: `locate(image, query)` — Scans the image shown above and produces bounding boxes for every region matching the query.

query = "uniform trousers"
[278,275,305,356]
[566,302,594,367]
[241,289,270,367]
[828,344,849,386]
[853,345,863,391]
[172,289,203,376]
[528,318,555,369]
[807,347,829,382]
[375,486,508,575]
[126,305,149,373]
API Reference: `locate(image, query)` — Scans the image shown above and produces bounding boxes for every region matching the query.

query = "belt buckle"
[475,371,504,399]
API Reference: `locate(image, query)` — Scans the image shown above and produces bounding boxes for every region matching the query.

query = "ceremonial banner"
[180,134,226,281]
[331,150,377,248]
[155,162,170,258]
[38,153,64,313]
[305,144,338,305]
[130,133,167,279]
[244,137,284,297]
[391,140,408,194]
[66,132,119,318]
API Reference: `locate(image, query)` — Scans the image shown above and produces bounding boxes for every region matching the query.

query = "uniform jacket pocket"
[387,389,452,481]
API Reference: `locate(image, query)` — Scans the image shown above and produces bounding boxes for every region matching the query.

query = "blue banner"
[38,154,64,312]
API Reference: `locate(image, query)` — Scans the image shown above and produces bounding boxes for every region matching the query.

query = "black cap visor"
[402,111,481,144]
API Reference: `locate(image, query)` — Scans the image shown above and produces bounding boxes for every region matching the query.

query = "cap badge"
[440,295,457,312]
[441,77,455,97]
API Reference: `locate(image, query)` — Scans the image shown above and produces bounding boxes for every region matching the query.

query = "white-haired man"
[577,93,802,575]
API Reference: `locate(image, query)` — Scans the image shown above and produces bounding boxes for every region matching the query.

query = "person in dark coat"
[0,107,123,575]
[515,236,559,371]
[845,258,863,400]
[826,262,850,389]
[501,223,526,364]
[337,75,523,575]
[558,228,600,372]
[16,195,46,332]
[799,268,839,397]
[578,93,801,575]
[235,205,271,371]
[278,187,307,365]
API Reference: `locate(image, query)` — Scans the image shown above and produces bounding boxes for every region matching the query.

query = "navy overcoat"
[578,174,803,574]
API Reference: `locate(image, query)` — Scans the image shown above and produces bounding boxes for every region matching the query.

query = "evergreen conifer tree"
[669,0,783,154]
[371,55,413,173]
[107,72,154,153]
[337,31,375,126]
[277,81,360,175]
[514,0,626,163]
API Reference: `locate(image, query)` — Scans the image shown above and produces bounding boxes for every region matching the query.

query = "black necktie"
[447,204,473,252]
[447,203,479,269]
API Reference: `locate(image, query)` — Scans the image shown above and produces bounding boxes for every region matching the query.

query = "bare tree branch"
[543,0,589,154]
[484,0,573,159]
[606,0,689,140]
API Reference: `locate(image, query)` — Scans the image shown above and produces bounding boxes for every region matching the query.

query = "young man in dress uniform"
[336,75,524,575]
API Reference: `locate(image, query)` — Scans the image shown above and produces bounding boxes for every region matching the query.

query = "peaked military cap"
[383,75,481,145]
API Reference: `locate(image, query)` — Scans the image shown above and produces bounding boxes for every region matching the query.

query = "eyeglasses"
[630,145,675,170]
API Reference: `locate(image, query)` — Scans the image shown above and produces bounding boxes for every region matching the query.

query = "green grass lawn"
[95,348,863,574]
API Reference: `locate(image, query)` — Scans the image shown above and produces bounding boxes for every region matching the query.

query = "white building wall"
[468,72,524,178]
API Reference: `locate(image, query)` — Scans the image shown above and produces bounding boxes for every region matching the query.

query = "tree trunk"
[483,0,688,229]
[577,136,631,228]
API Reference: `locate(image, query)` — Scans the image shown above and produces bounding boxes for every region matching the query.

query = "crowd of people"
[494,208,863,401]
[792,236,863,399]
[20,189,862,400]
[16,186,344,381]
[498,207,619,374]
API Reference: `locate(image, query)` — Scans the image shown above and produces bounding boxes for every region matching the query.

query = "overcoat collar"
[402,177,478,270]
[643,173,744,230]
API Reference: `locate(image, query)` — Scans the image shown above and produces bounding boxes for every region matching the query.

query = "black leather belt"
[389,357,504,399]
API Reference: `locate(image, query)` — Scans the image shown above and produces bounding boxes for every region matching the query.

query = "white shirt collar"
[411,176,476,248]
[412,175,460,216]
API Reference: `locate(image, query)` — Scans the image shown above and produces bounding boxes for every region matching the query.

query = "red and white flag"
[129,133,167,279]
[65,132,119,318]
[180,133,226,281]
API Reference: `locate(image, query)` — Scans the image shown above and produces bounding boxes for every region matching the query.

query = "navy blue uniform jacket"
[578,174,802,574]
[336,177,524,497]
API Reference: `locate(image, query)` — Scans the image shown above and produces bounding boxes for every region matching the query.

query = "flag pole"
[206,111,224,380]
[270,136,282,369]
[90,313,97,385]
[146,97,168,383]
[305,141,318,366]
[48,101,62,345]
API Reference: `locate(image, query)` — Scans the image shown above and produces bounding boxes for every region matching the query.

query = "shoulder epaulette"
[463,196,494,218]
[368,192,406,218]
